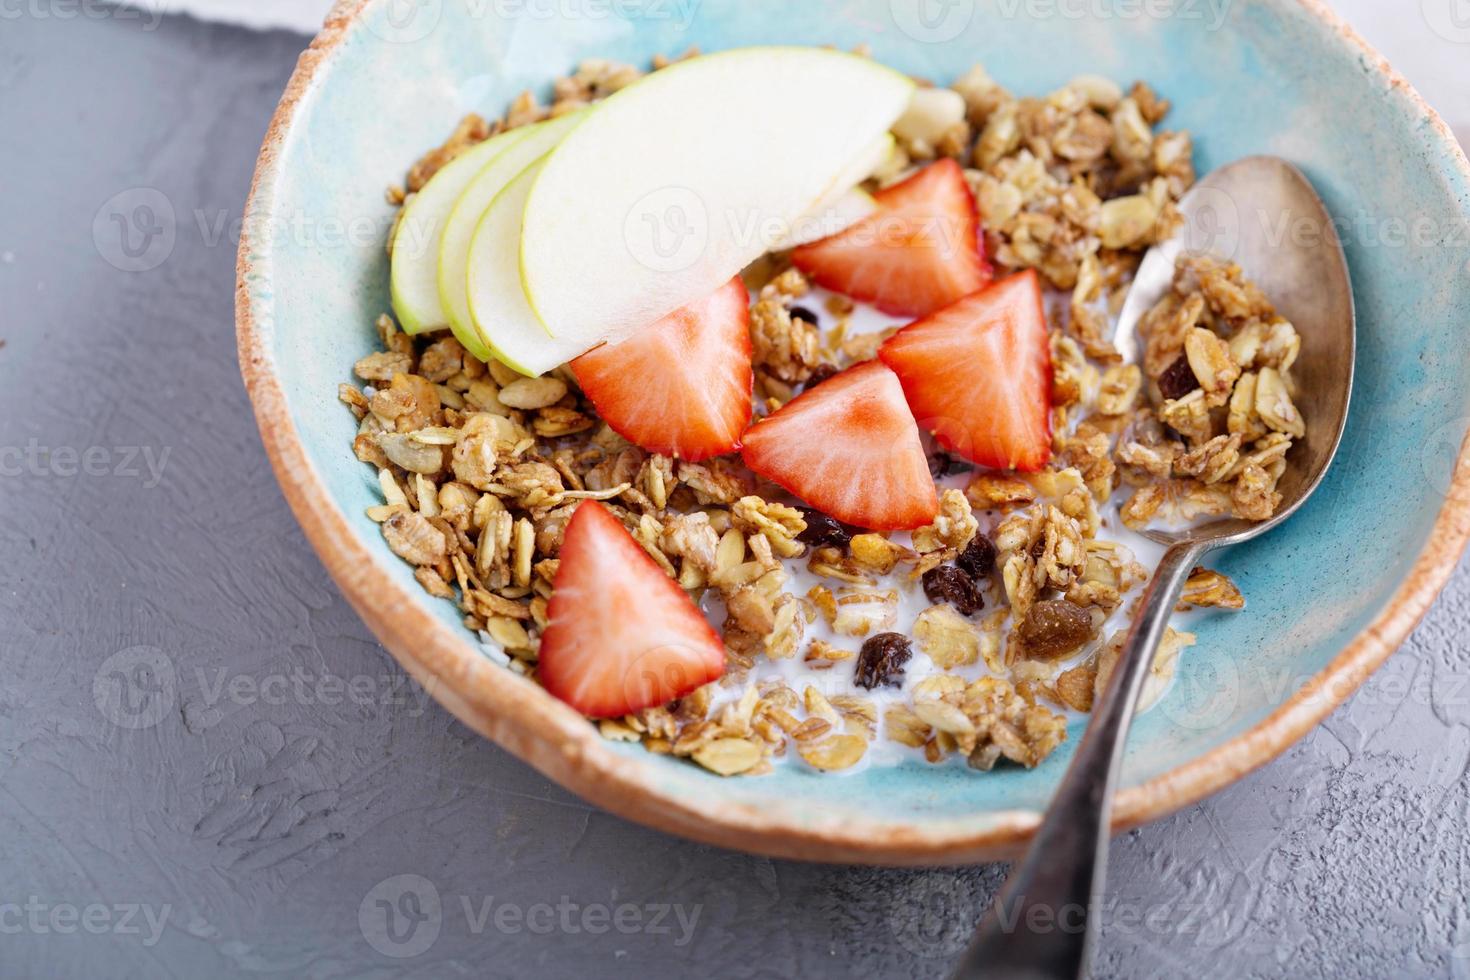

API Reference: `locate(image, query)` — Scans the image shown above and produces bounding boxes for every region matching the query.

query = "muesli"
[341,48,1305,777]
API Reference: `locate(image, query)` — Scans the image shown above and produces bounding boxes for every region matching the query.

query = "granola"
[340,55,1303,779]
[1120,254,1305,527]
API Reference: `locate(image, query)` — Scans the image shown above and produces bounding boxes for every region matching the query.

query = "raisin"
[1158,355,1199,401]
[928,451,956,480]
[921,565,984,615]
[1017,599,1095,661]
[957,535,996,579]
[855,632,912,690]
[789,305,820,326]
[796,507,851,549]
[803,363,840,390]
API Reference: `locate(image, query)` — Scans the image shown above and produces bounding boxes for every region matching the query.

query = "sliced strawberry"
[571,276,752,462]
[740,360,938,530]
[538,502,725,719]
[792,158,990,318]
[879,270,1053,472]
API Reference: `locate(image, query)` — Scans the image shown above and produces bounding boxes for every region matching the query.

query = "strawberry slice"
[879,270,1053,472]
[740,360,938,530]
[571,276,752,462]
[538,502,726,719]
[791,158,990,318]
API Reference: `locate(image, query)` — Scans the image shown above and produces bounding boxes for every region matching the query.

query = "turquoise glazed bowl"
[238,0,1470,863]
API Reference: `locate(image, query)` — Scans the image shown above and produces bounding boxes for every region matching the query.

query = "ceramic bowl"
[237,0,1470,863]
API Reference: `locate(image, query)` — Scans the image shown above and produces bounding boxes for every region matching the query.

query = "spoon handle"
[951,539,1207,980]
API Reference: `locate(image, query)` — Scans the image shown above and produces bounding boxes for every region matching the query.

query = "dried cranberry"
[803,363,840,390]
[1018,599,1095,661]
[922,565,984,615]
[1158,355,1199,401]
[796,507,851,549]
[855,632,912,690]
[957,535,997,580]
[789,305,820,326]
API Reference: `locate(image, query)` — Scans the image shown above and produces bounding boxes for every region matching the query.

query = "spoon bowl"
[1118,155,1357,549]
[954,156,1357,979]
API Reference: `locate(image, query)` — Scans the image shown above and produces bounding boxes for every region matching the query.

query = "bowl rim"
[236,0,1470,864]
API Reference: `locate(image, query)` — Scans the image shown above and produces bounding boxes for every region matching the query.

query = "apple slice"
[521,47,914,351]
[772,189,878,251]
[465,157,563,376]
[389,126,529,344]
[769,133,891,250]
[840,132,896,186]
[805,131,893,213]
[437,110,586,359]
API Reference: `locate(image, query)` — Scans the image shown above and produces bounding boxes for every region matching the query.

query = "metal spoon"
[951,156,1355,980]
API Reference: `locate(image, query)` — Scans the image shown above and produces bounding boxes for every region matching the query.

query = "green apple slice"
[520,47,915,350]
[390,126,529,343]
[466,138,884,376]
[769,132,891,250]
[437,110,586,357]
[465,166,876,377]
[465,157,563,376]
[810,131,894,210]
[853,132,897,178]
[772,188,878,250]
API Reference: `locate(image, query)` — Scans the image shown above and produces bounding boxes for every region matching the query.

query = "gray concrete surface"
[2,10,1469,979]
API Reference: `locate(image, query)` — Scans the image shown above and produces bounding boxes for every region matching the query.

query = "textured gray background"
[2,9,1469,979]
